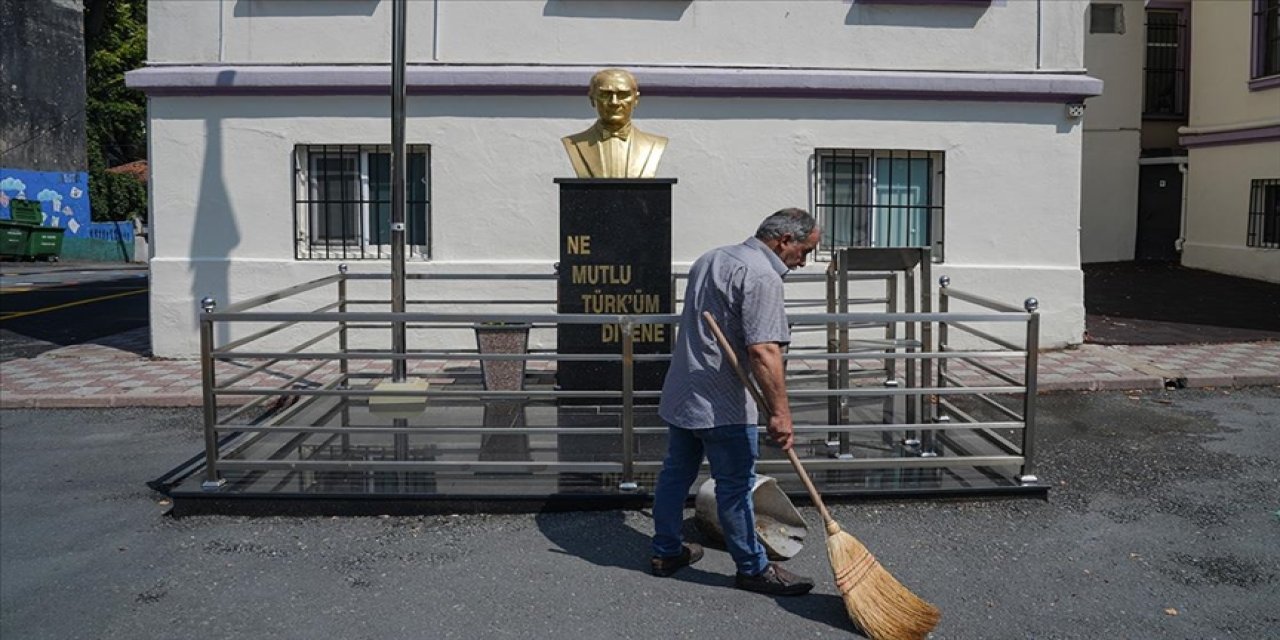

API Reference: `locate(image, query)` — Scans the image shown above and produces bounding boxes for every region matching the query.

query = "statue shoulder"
[562,127,598,147]
[633,128,668,150]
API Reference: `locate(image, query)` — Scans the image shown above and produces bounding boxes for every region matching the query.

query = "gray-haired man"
[650,208,819,596]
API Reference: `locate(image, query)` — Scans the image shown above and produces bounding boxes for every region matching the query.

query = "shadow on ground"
[534,508,859,634]
[1084,262,1280,345]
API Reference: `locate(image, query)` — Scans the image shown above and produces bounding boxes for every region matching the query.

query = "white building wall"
[148,0,1085,72]
[1079,0,1145,263]
[1187,0,1280,128]
[1182,142,1280,282]
[138,0,1096,357]
[149,93,1085,355]
[1177,0,1280,282]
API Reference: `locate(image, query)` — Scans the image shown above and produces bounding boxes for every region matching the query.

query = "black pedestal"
[555,179,675,402]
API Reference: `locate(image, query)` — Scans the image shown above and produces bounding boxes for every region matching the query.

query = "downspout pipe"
[1176,161,1188,253]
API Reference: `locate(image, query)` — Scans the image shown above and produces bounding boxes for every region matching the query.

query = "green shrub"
[89,167,146,222]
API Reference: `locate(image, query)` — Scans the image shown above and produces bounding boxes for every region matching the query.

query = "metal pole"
[937,275,951,423]
[620,319,637,491]
[826,259,838,432]
[200,296,226,490]
[390,0,408,382]
[835,250,849,453]
[1021,297,1040,484]
[338,264,351,451]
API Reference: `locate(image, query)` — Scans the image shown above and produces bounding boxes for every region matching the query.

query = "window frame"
[292,144,432,261]
[1143,7,1189,118]
[1252,0,1280,89]
[1246,178,1280,249]
[811,148,945,262]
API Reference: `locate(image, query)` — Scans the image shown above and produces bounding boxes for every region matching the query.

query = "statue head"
[588,68,640,131]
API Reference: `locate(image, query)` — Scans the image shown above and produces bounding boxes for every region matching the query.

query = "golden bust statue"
[562,68,667,179]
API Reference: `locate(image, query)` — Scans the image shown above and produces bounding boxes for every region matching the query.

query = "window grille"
[1247,179,1280,249]
[1257,0,1280,78]
[1144,10,1188,117]
[293,144,431,260]
[811,149,944,261]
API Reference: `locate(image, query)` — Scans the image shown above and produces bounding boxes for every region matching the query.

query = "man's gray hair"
[755,208,816,242]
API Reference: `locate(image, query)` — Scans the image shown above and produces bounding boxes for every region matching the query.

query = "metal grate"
[811,149,944,262]
[293,144,431,260]
[1247,179,1280,249]
[1144,9,1188,117]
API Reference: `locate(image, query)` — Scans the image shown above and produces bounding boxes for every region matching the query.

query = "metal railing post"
[920,249,933,426]
[826,259,839,429]
[936,276,951,425]
[200,296,226,490]
[338,264,351,451]
[620,318,637,491]
[1021,296,1040,484]
[904,265,917,427]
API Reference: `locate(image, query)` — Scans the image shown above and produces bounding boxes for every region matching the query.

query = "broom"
[702,311,941,640]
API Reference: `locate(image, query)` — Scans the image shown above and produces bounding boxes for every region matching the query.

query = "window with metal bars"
[1144,9,1187,117]
[1257,0,1280,78]
[811,149,944,261]
[1247,179,1280,249]
[293,144,431,260]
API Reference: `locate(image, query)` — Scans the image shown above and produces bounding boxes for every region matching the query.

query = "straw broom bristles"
[702,312,941,640]
[823,518,940,640]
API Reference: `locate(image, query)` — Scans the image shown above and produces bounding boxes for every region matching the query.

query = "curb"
[3,378,1277,409]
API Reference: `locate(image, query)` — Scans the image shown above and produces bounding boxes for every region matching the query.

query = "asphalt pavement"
[1084,262,1280,345]
[2,389,1277,640]
[0,262,148,361]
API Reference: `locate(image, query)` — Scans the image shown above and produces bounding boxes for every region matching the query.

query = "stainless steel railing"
[194,266,1042,496]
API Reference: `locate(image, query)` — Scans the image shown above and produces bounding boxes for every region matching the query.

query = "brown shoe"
[734,562,815,596]
[651,543,704,577]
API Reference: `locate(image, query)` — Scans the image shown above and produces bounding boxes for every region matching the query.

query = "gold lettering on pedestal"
[570,264,632,285]
[601,323,667,344]
[566,235,591,255]
[580,292,660,314]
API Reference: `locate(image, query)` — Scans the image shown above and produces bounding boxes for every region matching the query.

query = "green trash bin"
[6,199,65,261]
[25,226,66,261]
[0,220,30,258]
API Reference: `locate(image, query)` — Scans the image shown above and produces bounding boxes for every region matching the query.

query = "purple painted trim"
[125,65,1103,103]
[1179,124,1280,148]
[1250,74,1280,91]
[857,0,990,5]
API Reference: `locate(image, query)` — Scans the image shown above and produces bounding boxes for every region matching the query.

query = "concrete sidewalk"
[0,326,1276,408]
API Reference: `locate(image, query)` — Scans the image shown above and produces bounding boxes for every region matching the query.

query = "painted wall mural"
[0,168,91,237]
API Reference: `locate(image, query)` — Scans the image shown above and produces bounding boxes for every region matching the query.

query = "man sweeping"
[650,207,820,595]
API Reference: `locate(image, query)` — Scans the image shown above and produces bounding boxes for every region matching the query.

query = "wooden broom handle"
[702,312,836,527]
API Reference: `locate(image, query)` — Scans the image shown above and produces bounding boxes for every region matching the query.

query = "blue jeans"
[651,424,769,576]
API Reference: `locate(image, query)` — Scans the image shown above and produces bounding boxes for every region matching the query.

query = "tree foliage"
[84,0,146,171]
[84,0,147,221]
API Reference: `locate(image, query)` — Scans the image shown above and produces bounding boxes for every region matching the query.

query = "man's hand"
[766,413,794,451]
